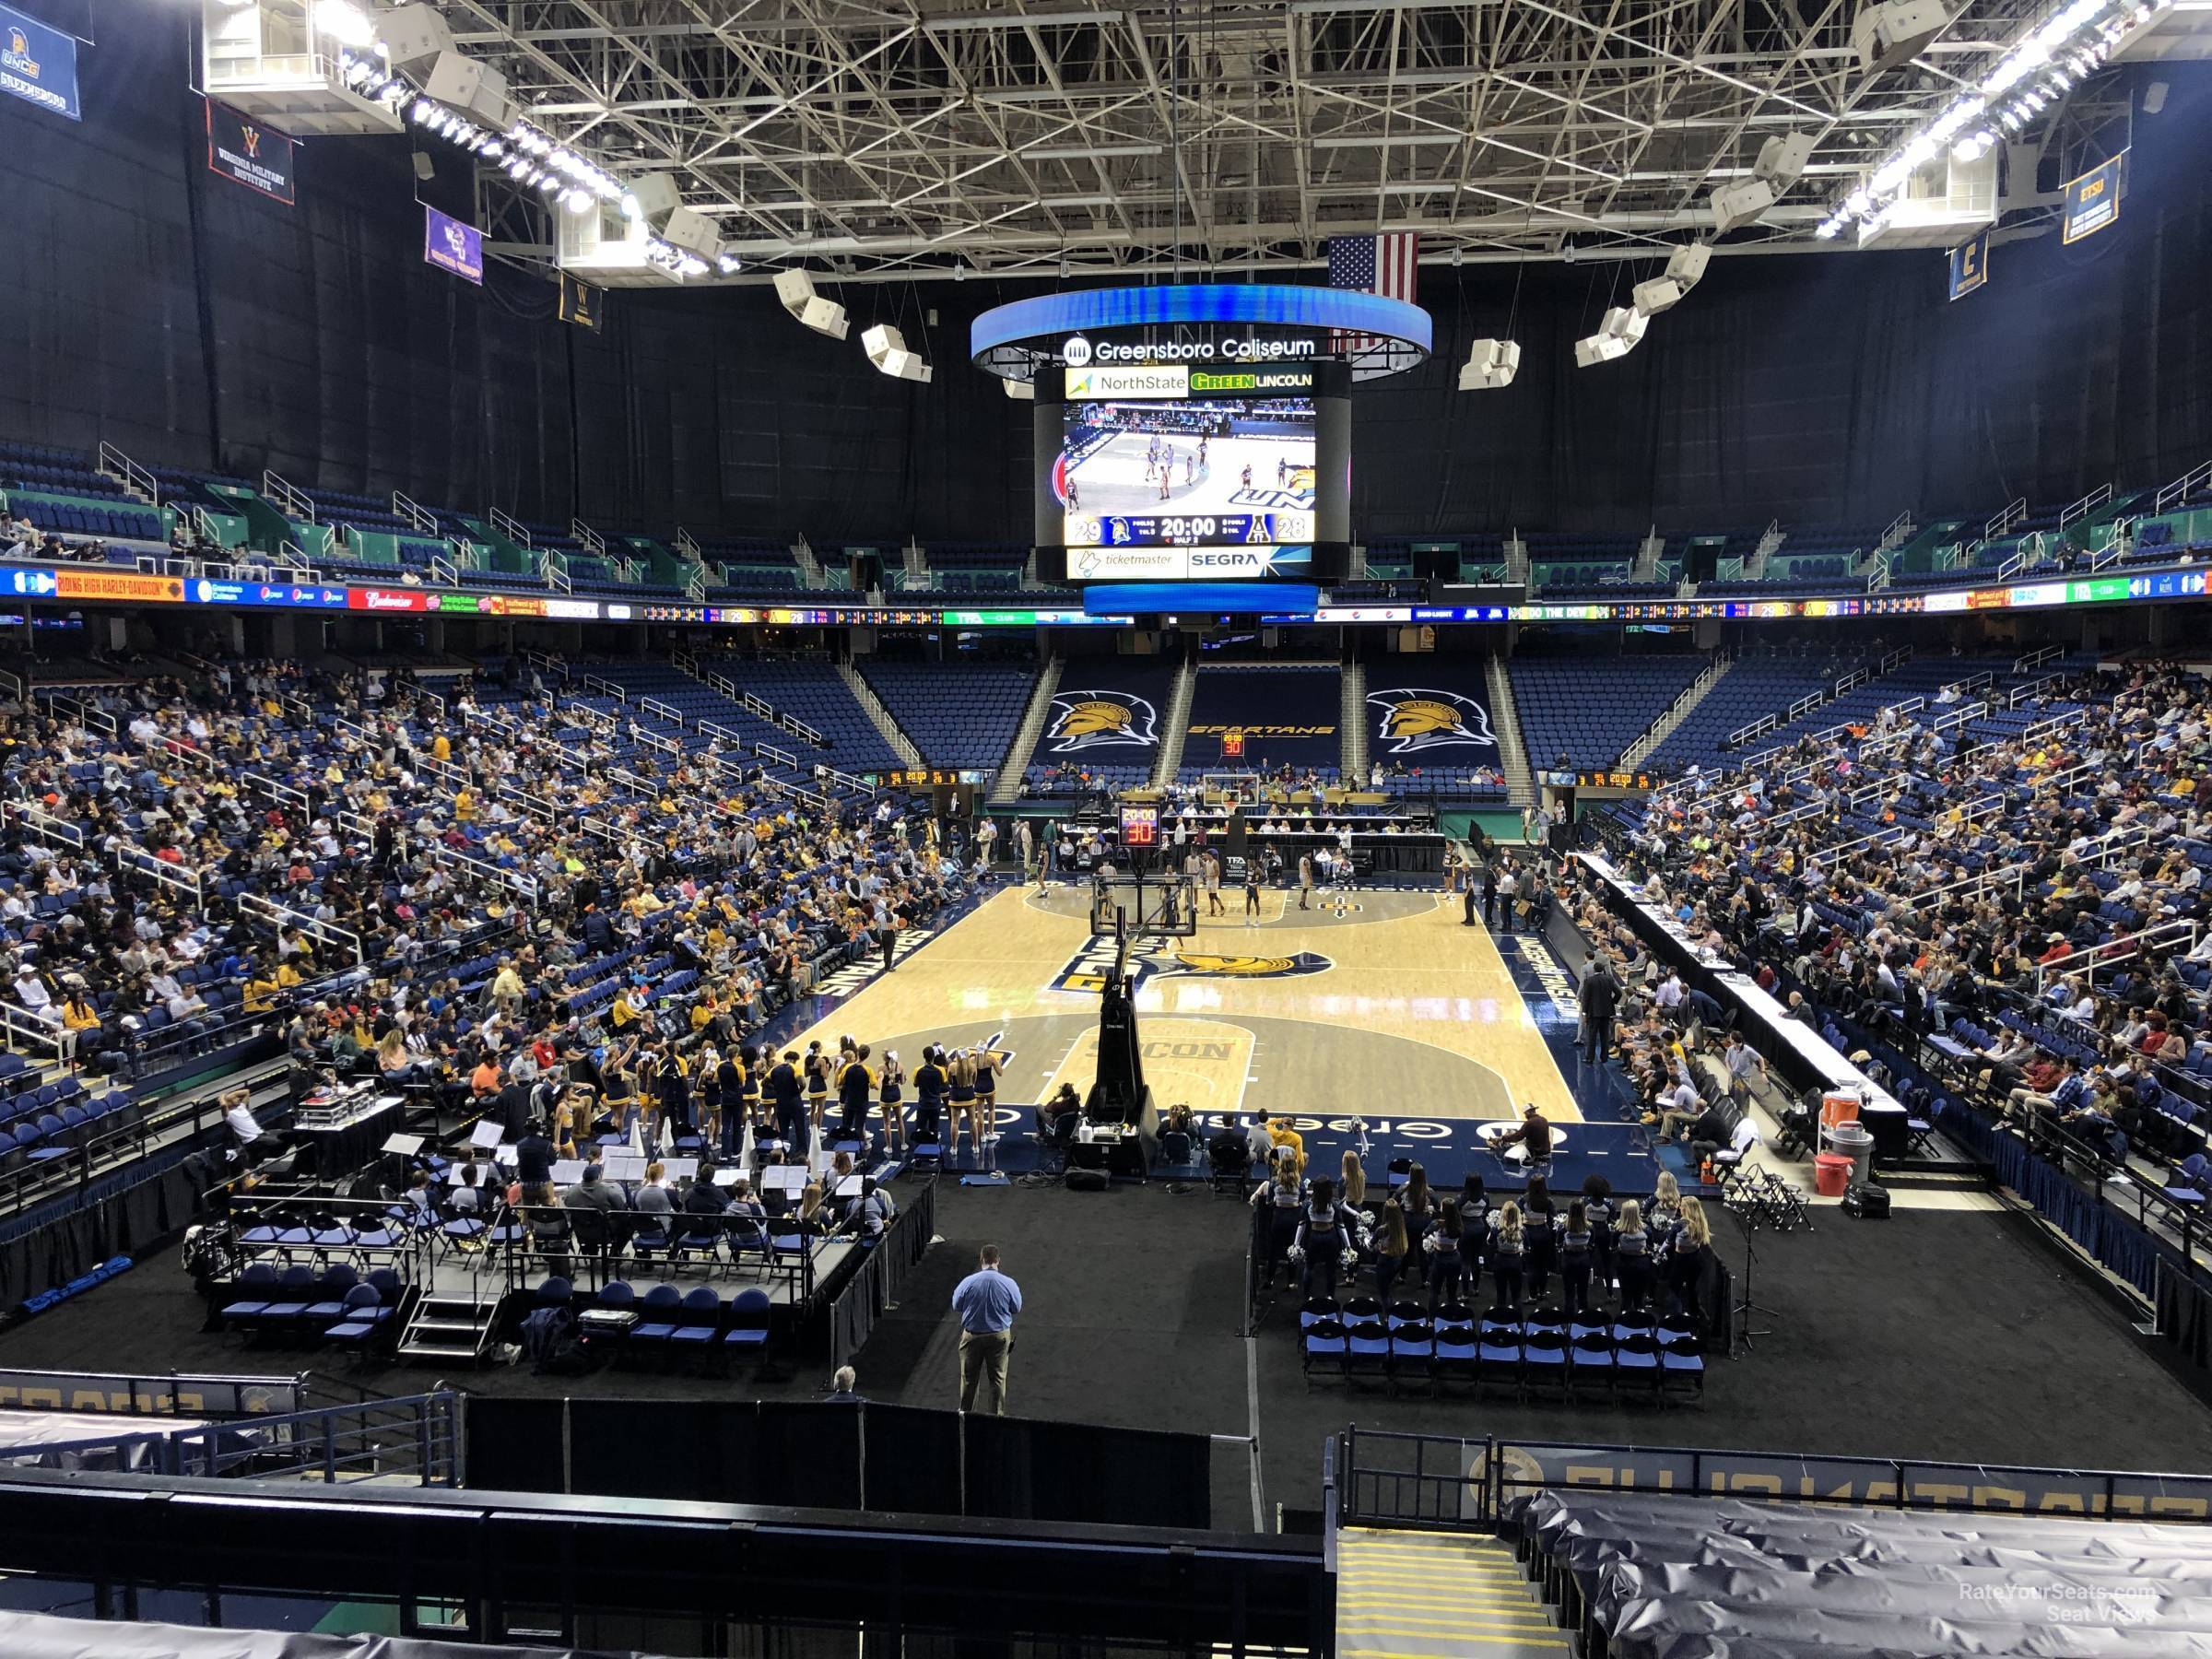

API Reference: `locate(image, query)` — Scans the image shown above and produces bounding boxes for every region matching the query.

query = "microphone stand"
[1730,1206,1778,1357]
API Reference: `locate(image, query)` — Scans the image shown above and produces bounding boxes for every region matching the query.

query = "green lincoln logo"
[1191,371,1258,393]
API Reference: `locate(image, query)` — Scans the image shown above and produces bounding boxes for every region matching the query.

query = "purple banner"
[423,205,482,285]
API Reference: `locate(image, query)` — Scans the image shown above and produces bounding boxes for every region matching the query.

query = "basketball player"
[1204,851,1225,917]
[1298,851,1314,911]
[1241,464,1253,489]
[1243,862,1262,924]
[1184,453,1195,485]
[1065,478,1079,511]
[1277,456,1288,486]
[1159,467,1171,501]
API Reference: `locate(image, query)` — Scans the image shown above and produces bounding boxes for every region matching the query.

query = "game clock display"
[1070,511,1312,549]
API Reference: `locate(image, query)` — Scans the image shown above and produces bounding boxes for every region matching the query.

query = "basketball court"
[785,881,1583,1129]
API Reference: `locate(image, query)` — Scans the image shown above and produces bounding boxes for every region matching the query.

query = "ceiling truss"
[423,0,2057,280]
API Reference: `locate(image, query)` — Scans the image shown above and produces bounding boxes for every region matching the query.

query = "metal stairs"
[395,1288,502,1364]
[991,654,1064,804]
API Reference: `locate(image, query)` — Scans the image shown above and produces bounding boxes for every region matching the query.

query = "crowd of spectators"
[1577,659,2212,1173]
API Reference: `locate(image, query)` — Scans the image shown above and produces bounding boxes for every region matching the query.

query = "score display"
[1035,358,1349,581]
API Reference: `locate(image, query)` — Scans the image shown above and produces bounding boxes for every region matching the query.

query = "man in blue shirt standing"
[950,1245,1023,1415]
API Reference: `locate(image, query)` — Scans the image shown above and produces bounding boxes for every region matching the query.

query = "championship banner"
[0,1,79,121]
[1946,229,1988,301]
[2062,153,2124,245]
[423,204,483,285]
[206,98,296,205]
[558,270,600,329]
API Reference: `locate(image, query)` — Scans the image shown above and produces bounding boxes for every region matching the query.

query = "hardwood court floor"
[789,884,1581,1124]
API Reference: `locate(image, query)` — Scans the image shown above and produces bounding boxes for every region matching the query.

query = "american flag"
[1327,232,1418,359]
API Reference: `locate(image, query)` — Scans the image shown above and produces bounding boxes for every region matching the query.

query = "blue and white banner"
[1946,229,1988,301]
[2062,153,2124,245]
[423,204,483,285]
[0,1,79,121]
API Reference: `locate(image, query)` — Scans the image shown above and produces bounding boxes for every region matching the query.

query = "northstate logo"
[1051,940,1334,995]
[1044,688,1159,753]
[1368,687,1498,755]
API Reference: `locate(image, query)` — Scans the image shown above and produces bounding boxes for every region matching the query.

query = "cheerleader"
[1290,1177,1355,1299]
[1250,1157,1305,1289]
[1558,1199,1596,1318]
[1614,1199,1653,1313]
[947,1050,980,1156]
[738,1046,766,1135]
[1522,1175,1558,1300]
[1339,1149,1368,1213]
[1580,1174,1616,1289]
[1647,1169,1684,1258]
[1488,1201,1526,1310]
[1424,1199,1465,1307]
[804,1041,831,1137]
[1399,1163,1435,1243]
[1371,1198,1410,1307]
[877,1050,907,1155]
[973,1046,999,1145]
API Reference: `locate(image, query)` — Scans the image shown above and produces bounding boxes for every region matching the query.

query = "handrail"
[241,771,312,812]
[581,673,627,702]
[426,840,539,902]
[756,740,797,770]
[488,507,531,547]
[634,725,679,757]
[813,761,875,794]
[2020,705,2087,747]
[429,553,457,586]
[97,441,159,505]
[2058,480,2112,530]
[392,489,437,535]
[520,647,569,682]
[240,891,364,964]
[1877,507,1913,549]
[8,800,84,849]
[260,469,315,523]
[1877,646,1912,674]
[685,562,708,601]
[541,548,571,594]
[1984,494,2027,540]
[570,518,606,556]
[2037,917,2201,993]
[36,688,119,736]
[676,528,703,562]
[2154,457,2211,515]
[114,844,205,904]
[637,695,684,726]
[2008,673,2061,710]
[2013,643,2063,674]
[1930,700,1987,735]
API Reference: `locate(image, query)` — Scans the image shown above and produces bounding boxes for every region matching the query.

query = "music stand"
[1729,1199,1780,1357]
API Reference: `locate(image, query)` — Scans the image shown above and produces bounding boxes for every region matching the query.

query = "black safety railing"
[1335,1426,2212,1532]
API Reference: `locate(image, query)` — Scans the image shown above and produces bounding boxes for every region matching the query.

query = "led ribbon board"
[971,283,1432,384]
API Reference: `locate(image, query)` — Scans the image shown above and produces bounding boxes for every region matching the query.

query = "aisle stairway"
[1618,652,1734,770]
[1150,655,1196,788]
[836,661,924,768]
[990,654,1064,803]
[1341,656,1369,782]
[1335,1527,1567,1657]
[1481,657,1535,811]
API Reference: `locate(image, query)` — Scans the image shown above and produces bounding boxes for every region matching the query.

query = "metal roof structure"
[419,0,2145,281]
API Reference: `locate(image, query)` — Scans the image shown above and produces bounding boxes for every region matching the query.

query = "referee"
[951,1245,1023,1415]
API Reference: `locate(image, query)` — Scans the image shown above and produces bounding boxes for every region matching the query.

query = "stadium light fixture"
[1821,0,2160,236]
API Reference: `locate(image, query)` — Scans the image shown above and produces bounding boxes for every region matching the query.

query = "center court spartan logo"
[1051,941,1333,994]
[1368,688,1499,756]
[1044,688,1159,753]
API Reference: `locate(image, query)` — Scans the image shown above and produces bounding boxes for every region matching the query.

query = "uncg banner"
[2062,153,2124,245]
[206,98,296,206]
[1947,229,1988,301]
[558,270,600,329]
[424,204,484,285]
[0,1,79,121]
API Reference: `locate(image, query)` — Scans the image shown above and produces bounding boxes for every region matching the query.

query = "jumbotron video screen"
[1032,363,1350,582]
